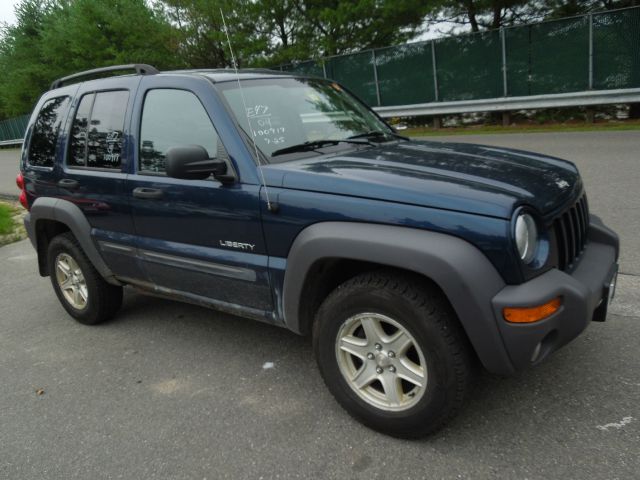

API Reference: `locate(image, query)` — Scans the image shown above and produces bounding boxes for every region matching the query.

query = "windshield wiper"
[271,138,371,157]
[348,130,410,142]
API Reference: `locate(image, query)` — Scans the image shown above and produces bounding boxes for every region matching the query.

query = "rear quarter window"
[28,96,70,167]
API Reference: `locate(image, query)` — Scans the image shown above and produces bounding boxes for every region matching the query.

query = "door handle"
[132,187,164,199]
[57,178,79,190]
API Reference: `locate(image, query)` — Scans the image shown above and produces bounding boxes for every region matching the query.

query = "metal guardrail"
[0,139,24,147]
[372,88,640,118]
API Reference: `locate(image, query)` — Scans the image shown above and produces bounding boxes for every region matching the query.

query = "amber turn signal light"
[503,297,562,323]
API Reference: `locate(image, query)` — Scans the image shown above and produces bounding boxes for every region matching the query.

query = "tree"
[0,0,53,117]
[0,0,183,118]
[292,0,433,57]
[160,0,268,68]
[427,1,542,33]
[41,0,183,74]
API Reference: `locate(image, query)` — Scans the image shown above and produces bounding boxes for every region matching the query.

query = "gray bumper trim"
[492,217,619,370]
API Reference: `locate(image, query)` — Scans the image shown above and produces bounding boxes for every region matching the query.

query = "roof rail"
[49,64,159,90]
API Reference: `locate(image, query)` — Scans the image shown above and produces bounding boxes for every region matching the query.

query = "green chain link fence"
[279,6,640,108]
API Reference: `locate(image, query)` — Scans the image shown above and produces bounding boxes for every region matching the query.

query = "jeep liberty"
[18,65,619,437]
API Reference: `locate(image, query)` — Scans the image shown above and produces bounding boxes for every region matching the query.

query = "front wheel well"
[35,219,71,276]
[297,259,456,336]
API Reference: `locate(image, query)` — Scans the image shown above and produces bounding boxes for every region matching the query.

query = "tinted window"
[68,90,128,169]
[28,96,70,167]
[69,94,94,167]
[139,89,219,174]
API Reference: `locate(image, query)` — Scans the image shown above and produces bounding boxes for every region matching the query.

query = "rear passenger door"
[127,76,272,315]
[58,78,146,281]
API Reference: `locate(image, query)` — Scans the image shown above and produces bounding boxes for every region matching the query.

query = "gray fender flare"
[26,197,119,284]
[282,222,514,375]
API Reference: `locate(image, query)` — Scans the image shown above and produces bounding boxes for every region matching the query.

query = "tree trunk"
[491,3,502,29]
[464,0,479,32]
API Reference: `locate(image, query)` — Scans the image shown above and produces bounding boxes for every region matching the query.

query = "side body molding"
[25,197,119,284]
[282,222,515,375]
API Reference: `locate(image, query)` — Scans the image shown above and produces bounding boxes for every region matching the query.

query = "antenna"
[220,8,274,212]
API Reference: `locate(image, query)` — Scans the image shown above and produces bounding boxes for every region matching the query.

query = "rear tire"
[47,232,122,325]
[313,271,473,438]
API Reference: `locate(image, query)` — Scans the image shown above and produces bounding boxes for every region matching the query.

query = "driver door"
[127,77,272,314]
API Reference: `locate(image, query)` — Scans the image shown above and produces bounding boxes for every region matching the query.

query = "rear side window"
[68,90,129,169]
[139,89,219,174]
[28,96,70,167]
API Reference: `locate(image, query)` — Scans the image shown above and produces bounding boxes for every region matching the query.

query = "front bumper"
[491,215,619,370]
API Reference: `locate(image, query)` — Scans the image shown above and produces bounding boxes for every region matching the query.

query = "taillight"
[16,173,29,210]
[19,190,28,210]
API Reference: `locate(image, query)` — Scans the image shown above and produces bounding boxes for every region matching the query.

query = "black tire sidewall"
[314,277,464,436]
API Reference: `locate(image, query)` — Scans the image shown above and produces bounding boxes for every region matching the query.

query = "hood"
[262,140,583,219]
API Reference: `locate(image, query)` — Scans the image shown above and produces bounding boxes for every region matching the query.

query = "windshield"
[215,77,394,162]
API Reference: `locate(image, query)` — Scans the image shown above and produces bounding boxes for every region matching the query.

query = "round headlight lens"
[515,213,538,264]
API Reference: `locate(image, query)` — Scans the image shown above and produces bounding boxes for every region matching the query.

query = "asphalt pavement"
[1,131,639,478]
[0,148,20,199]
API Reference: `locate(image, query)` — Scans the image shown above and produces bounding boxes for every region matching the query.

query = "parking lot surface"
[0,148,20,199]
[2,131,639,479]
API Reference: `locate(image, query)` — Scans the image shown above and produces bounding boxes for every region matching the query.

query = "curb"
[0,193,19,202]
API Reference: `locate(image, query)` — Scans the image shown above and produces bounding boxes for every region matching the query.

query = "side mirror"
[165,145,230,182]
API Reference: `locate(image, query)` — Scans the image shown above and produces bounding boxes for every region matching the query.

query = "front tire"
[313,271,473,438]
[48,232,123,325]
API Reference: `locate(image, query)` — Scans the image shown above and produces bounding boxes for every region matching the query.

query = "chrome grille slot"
[553,194,589,271]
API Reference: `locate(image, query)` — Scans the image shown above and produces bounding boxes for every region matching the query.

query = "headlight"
[515,213,538,264]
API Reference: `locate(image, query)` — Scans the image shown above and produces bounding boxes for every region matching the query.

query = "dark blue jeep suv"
[18,64,619,437]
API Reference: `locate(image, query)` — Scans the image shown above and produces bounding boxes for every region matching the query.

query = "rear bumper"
[491,215,619,371]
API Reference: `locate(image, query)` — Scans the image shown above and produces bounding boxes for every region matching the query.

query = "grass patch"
[0,201,27,246]
[403,120,640,137]
[0,204,14,234]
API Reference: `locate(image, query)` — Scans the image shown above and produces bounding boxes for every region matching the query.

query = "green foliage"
[0,0,182,118]
[0,0,53,117]
[161,0,268,68]
[291,0,431,57]
[41,0,184,73]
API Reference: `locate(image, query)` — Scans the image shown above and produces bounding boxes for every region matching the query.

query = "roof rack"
[49,64,159,90]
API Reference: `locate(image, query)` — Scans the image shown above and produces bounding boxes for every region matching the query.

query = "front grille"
[553,194,589,271]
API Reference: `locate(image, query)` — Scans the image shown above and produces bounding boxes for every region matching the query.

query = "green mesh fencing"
[506,16,589,96]
[593,8,640,89]
[0,115,29,142]
[281,60,325,78]
[375,43,435,106]
[277,6,640,107]
[325,51,378,106]
[435,30,503,101]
